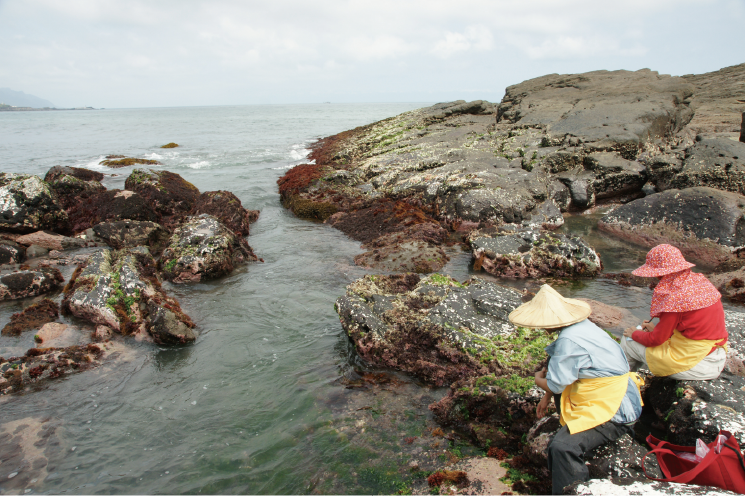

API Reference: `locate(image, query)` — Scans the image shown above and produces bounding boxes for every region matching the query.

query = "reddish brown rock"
[65,189,159,233]
[124,169,200,228]
[15,231,84,251]
[577,298,638,334]
[1,298,59,336]
[193,190,256,236]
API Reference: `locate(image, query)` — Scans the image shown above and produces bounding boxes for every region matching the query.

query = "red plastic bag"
[644,431,745,494]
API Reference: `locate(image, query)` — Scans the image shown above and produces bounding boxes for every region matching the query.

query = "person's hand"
[534,368,547,380]
[536,391,552,419]
[642,320,655,332]
[623,327,635,338]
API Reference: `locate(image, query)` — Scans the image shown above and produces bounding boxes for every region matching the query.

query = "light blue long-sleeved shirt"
[545,319,642,425]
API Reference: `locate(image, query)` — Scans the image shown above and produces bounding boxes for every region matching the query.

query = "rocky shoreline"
[0,165,260,394]
[280,63,745,494]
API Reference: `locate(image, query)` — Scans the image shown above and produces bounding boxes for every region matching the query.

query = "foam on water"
[186,160,210,169]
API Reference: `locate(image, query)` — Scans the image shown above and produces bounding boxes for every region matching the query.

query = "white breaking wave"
[82,155,107,170]
[144,152,163,160]
[187,161,210,169]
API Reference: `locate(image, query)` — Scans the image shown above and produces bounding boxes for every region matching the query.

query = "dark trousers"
[547,421,634,495]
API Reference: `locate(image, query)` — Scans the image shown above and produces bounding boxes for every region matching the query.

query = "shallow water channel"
[0,105,739,494]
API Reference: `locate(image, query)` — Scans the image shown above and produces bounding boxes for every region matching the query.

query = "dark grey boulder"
[0,241,25,265]
[92,220,169,254]
[584,152,647,200]
[62,248,196,344]
[521,199,564,229]
[665,138,745,195]
[0,173,68,233]
[0,267,63,300]
[741,112,745,143]
[160,214,258,283]
[599,187,745,267]
[497,69,694,155]
[468,227,602,278]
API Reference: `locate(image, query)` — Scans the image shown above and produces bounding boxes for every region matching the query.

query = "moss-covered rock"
[160,214,257,283]
[61,248,196,344]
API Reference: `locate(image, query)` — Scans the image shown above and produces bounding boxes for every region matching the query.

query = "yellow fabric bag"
[645,330,723,377]
[560,373,643,434]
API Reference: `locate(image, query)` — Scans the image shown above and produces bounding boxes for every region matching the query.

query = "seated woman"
[621,244,728,380]
[511,284,643,495]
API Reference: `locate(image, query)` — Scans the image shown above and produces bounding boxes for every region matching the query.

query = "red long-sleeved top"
[632,300,728,351]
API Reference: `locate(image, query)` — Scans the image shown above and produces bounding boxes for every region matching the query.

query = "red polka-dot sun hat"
[631,244,695,278]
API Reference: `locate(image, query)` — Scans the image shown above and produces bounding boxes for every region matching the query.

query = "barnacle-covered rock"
[468,227,602,278]
[0,267,63,300]
[0,173,68,233]
[61,248,196,344]
[160,214,257,283]
[336,273,536,387]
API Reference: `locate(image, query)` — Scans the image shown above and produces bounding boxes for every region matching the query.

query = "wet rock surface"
[0,240,25,265]
[0,343,107,395]
[468,227,602,278]
[0,268,64,301]
[160,214,257,283]
[0,173,68,233]
[599,187,745,267]
[665,138,745,195]
[61,248,196,343]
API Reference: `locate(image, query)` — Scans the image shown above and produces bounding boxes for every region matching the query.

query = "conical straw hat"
[508,284,591,329]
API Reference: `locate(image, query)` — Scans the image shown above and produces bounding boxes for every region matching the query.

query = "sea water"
[0,104,668,494]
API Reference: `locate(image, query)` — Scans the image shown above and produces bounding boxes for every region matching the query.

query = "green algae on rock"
[160,214,257,283]
[336,273,549,387]
[160,142,179,148]
[62,248,196,344]
[100,157,160,168]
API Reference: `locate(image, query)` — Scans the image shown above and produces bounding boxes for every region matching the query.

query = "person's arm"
[545,338,588,395]
[632,313,678,346]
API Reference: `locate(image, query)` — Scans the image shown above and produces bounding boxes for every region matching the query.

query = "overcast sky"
[1,0,742,108]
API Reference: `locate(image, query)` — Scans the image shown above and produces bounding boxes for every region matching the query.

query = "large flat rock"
[497,69,695,152]
[599,187,745,266]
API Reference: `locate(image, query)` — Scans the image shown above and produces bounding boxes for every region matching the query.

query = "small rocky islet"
[0,165,260,393]
[281,64,745,494]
